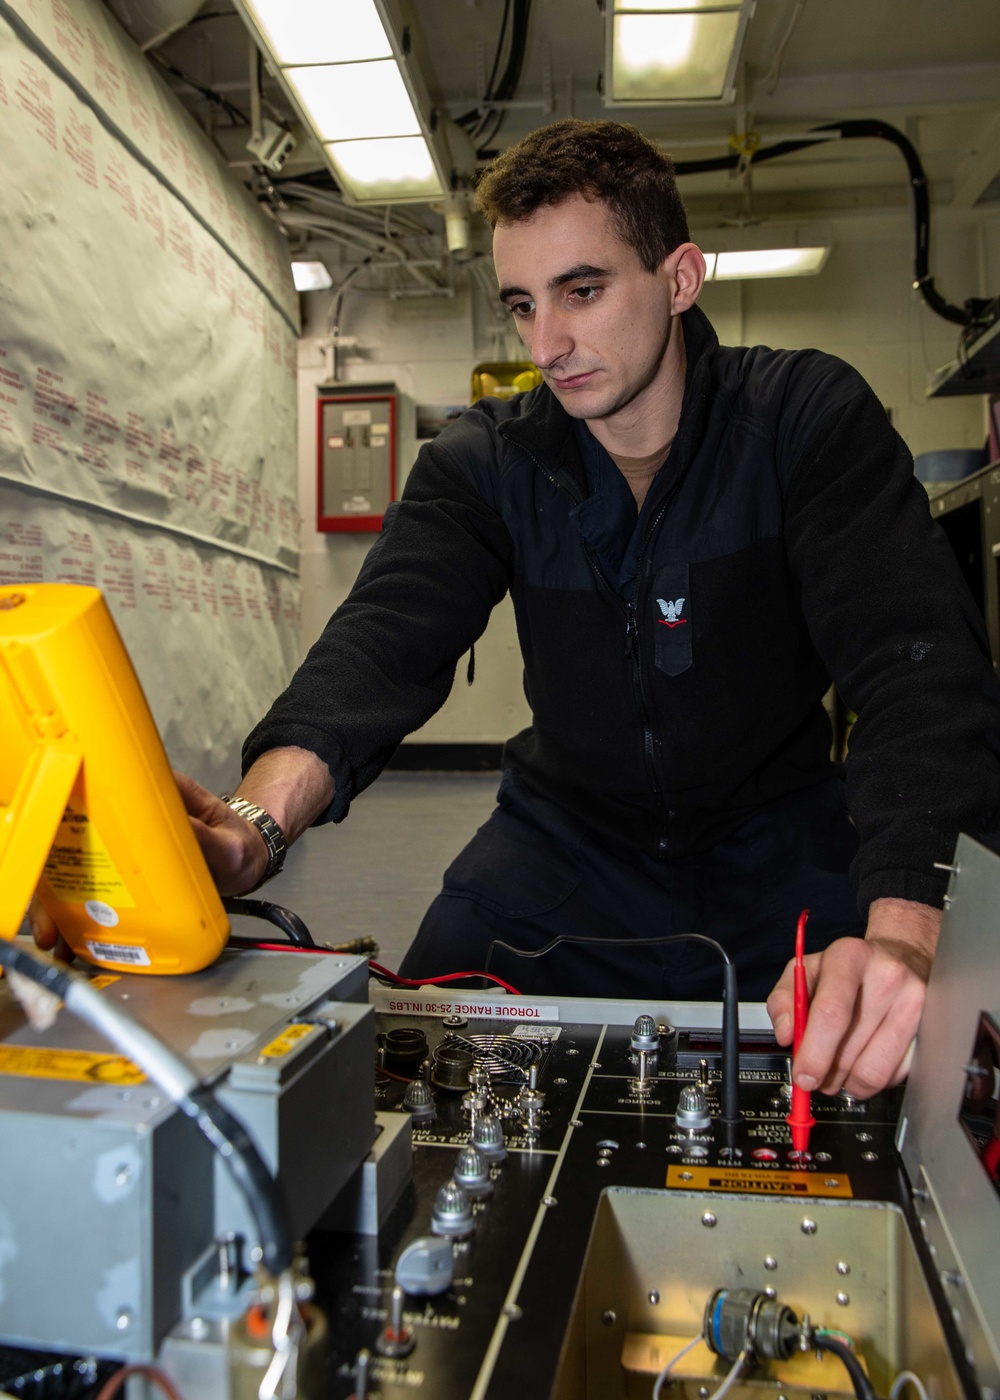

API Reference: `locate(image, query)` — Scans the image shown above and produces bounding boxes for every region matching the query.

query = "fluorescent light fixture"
[285,60,420,142]
[291,260,333,292]
[605,2,753,105]
[328,137,441,201]
[236,0,446,203]
[709,247,830,280]
[245,0,392,65]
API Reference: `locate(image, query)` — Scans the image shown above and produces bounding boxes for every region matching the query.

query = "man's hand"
[174,772,270,895]
[766,897,942,1100]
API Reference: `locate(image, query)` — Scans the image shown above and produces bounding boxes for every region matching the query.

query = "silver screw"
[699,1388,710,1398]
[941,1269,964,1288]
[543,1195,558,1208]
[764,1288,777,1300]
[836,1292,850,1306]
[763,1256,778,1271]
[824,1179,841,1189]
[801,1219,818,1235]
[601,1309,617,1326]
[648,1289,660,1305]
[188,1316,208,1339]
[856,1132,872,1142]
[702,1211,718,1228]
[862,1151,878,1162]
[115,1309,133,1332]
[503,1302,522,1320]
[836,1262,850,1276]
[114,1165,132,1186]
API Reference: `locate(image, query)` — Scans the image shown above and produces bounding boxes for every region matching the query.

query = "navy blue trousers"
[398,772,865,1002]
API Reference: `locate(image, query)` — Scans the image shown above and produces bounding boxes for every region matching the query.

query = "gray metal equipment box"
[0,949,374,1361]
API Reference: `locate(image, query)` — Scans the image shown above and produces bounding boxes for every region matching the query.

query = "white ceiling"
[148,0,1000,247]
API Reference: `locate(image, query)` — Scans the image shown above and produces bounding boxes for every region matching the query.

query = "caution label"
[43,806,136,907]
[259,1023,315,1059]
[666,1165,853,1198]
[0,1045,146,1085]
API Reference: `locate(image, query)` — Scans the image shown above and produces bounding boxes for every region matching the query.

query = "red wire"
[368,961,521,995]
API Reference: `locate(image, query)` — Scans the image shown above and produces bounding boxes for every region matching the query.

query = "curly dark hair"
[474,119,689,273]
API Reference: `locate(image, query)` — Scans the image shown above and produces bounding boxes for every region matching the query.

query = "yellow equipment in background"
[0,583,229,973]
[471,360,543,402]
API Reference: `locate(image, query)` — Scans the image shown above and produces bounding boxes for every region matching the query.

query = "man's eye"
[509,300,534,319]
[570,285,599,302]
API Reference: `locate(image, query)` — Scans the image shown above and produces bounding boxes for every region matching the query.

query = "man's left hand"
[766,897,942,1100]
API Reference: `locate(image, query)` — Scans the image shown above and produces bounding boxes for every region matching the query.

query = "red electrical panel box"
[317,387,397,532]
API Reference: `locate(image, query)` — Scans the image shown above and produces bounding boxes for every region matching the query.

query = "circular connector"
[703,1287,802,1362]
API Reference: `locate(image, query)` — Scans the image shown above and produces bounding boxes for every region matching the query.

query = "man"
[39,120,1000,1100]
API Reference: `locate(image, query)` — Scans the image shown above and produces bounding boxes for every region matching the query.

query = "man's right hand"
[173,771,272,895]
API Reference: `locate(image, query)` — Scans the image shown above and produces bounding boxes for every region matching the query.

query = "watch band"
[220,795,287,892]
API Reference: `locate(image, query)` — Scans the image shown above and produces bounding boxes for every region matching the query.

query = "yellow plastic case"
[0,583,229,973]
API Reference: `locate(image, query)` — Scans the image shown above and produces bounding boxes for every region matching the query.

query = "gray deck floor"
[245,772,500,968]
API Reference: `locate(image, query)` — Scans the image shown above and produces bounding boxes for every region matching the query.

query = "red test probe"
[786,909,816,1155]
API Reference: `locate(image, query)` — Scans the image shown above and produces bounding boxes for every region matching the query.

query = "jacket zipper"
[504,431,671,802]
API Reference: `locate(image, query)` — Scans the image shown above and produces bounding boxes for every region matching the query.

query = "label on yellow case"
[259,1023,315,1059]
[43,806,136,906]
[666,1164,853,1197]
[0,1045,146,1085]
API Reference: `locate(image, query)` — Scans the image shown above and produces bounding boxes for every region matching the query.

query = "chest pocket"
[652,563,692,676]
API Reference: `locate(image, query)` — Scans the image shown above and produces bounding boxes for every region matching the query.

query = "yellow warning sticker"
[43,807,136,907]
[88,975,120,991]
[0,1045,146,1085]
[666,1165,853,1198]
[259,1023,315,1059]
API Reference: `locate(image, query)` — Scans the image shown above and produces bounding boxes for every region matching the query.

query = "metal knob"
[453,1146,493,1200]
[430,1180,475,1238]
[630,1014,660,1052]
[676,1083,712,1131]
[471,1112,508,1163]
[402,1078,436,1120]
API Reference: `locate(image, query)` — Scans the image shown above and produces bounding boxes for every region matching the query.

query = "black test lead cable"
[485,932,742,1126]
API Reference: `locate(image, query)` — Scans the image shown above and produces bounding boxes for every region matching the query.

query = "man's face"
[492,194,688,426]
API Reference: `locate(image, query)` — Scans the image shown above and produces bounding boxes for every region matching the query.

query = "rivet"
[679,1170,693,1180]
[702,1211,718,1228]
[763,1256,778,1271]
[648,1289,660,1305]
[764,1287,777,1300]
[115,1309,133,1332]
[601,1310,617,1326]
[114,1165,132,1186]
[825,1179,841,1189]
[856,1132,872,1142]
[862,1151,878,1162]
[836,1292,850,1306]
[503,1302,522,1320]
[836,1262,850,1276]
[543,1195,557,1207]
[699,1388,710,1398]
[801,1219,818,1235]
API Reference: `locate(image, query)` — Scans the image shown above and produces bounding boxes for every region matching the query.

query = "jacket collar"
[496,303,720,500]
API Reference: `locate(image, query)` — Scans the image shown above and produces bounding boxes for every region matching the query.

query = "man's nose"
[529,307,573,370]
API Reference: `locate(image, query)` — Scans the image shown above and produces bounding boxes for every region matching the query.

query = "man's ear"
[665,242,707,313]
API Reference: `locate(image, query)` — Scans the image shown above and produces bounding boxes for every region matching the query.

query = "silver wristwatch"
[220,795,287,892]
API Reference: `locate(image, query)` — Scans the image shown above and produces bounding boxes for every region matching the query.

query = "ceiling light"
[285,60,420,143]
[244,0,391,66]
[291,260,333,292]
[328,137,442,202]
[709,247,830,280]
[235,0,447,203]
[604,2,754,106]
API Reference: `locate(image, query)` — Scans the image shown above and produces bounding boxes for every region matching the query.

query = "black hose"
[812,1335,877,1400]
[673,118,973,327]
[223,896,316,947]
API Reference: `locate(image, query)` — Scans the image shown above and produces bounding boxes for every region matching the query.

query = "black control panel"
[312,1014,909,1400]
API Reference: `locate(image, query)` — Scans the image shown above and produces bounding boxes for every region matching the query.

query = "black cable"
[485,931,742,1123]
[146,50,248,126]
[222,896,316,947]
[812,1335,877,1400]
[183,1088,292,1274]
[673,119,972,327]
[456,0,512,127]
